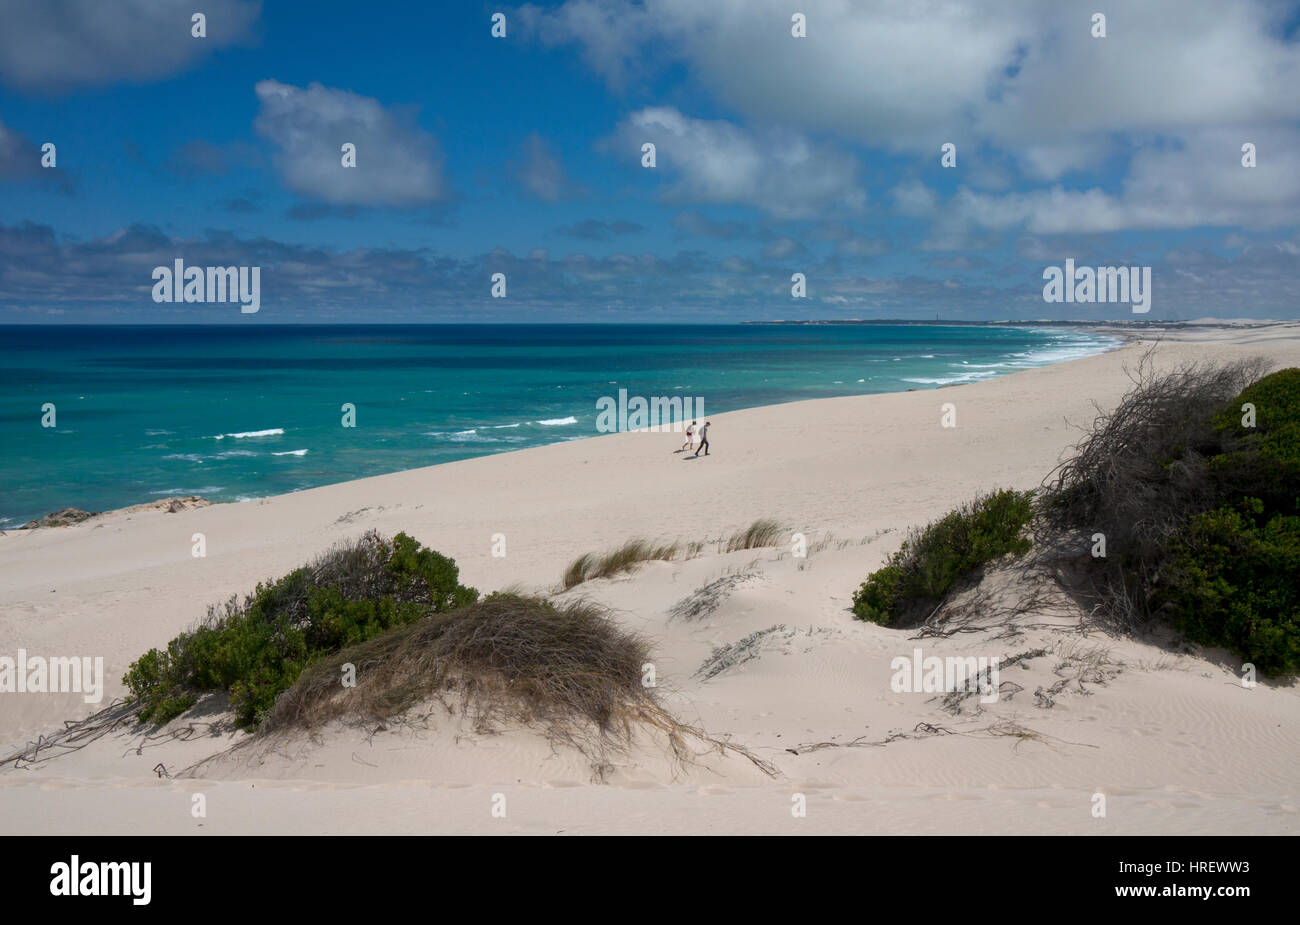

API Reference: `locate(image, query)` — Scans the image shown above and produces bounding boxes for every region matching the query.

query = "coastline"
[6,322,1131,529]
[2,322,1298,835]
[1,323,1290,686]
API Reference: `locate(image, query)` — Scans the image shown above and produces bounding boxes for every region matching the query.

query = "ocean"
[0,323,1118,526]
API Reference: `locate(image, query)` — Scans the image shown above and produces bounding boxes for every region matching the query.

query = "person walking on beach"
[681,420,696,452]
[693,421,710,457]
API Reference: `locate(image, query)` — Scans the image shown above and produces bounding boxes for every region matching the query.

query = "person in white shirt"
[681,420,696,451]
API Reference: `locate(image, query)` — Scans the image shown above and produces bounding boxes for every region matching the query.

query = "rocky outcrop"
[21,507,98,529]
[21,496,211,529]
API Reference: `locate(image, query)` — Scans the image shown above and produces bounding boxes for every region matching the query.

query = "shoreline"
[14,318,1300,534]
[2,322,1298,834]
[6,323,1132,529]
[0,326,1286,640]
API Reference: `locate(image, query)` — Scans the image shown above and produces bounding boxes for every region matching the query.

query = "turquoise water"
[0,324,1117,525]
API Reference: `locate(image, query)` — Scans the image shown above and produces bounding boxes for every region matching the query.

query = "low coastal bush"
[1153,499,1300,675]
[1155,367,1300,673]
[561,538,680,589]
[1208,367,1300,513]
[1038,355,1270,624]
[1042,360,1300,674]
[123,531,478,729]
[852,489,1034,626]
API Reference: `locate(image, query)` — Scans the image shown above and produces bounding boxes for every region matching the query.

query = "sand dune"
[2,326,1298,835]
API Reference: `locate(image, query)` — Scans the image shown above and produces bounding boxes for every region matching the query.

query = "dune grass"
[268,593,651,737]
[560,520,785,589]
[561,538,682,589]
[266,592,775,772]
[723,518,785,553]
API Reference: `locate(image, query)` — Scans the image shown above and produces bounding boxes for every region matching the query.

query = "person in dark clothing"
[693,420,710,456]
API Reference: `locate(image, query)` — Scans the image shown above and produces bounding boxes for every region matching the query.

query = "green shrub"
[852,489,1034,626]
[1036,356,1270,628]
[1038,362,1299,674]
[123,531,478,729]
[1210,368,1300,515]
[1154,498,1300,675]
[850,564,904,624]
[1152,369,1300,674]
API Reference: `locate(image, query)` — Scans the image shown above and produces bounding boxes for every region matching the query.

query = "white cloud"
[926,127,1300,233]
[524,0,1033,149]
[526,0,1300,153]
[0,0,260,92]
[613,106,864,219]
[517,0,655,89]
[891,180,939,217]
[525,0,1300,230]
[253,80,447,207]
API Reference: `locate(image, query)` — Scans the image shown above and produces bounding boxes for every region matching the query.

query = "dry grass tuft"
[265,593,774,776]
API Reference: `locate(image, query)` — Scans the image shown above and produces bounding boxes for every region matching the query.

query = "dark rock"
[22,507,98,529]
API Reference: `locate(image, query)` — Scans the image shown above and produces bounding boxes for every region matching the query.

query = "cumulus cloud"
[521,0,1030,149]
[253,79,447,207]
[523,0,1300,231]
[890,180,939,217]
[612,106,864,219]
[913,127,1300,234]
[522,1,1300,152]
[0,0,260,92]
[516,0,656,90]
[975,2,1300,156]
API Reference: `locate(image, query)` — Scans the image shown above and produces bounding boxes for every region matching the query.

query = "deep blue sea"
[0,324,1118,526]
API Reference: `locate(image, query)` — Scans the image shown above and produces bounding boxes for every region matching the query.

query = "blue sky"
[1,0,1298,322]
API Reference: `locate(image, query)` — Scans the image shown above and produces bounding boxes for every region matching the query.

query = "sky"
[0,0,1298,323]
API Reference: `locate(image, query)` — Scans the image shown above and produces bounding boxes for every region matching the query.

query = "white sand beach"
[2,325,1298,835]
